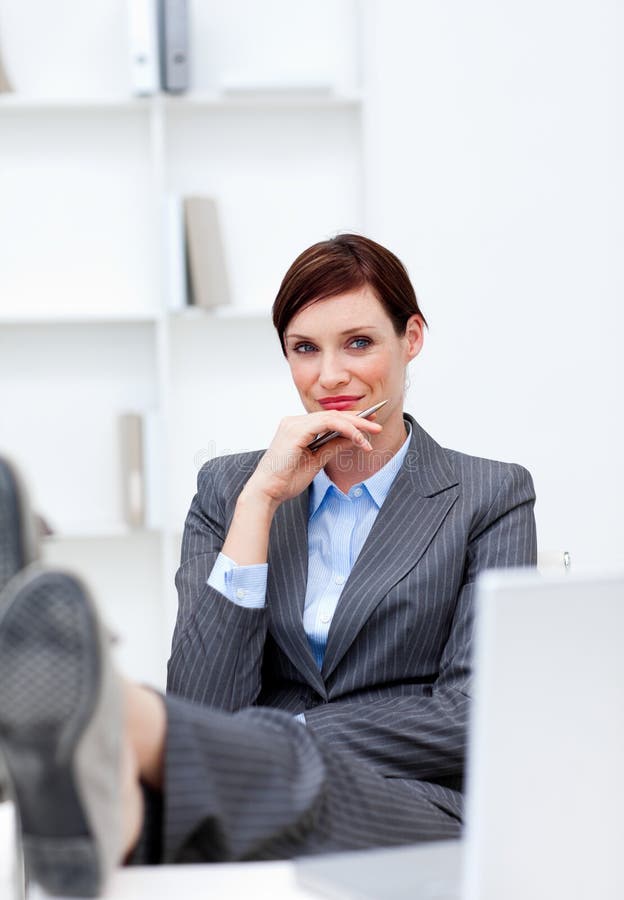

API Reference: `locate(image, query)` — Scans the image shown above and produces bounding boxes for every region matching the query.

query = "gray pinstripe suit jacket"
[167,414,537,826]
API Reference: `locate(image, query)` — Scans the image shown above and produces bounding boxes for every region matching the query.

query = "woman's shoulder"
[443,446,532,479]
[407,415,534,494]
[197,449,265,490]
[441,446,535,506]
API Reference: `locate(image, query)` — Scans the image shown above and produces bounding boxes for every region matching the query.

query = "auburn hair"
[272,233,426,354]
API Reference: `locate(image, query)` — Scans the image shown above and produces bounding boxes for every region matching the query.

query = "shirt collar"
[309,422,412,518]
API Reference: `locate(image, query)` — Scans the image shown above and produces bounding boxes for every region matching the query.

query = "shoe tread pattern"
[0,570,103,896]
[0,579,86,733]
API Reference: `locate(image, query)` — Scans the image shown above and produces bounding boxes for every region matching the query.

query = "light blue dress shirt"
[207,426,412,670]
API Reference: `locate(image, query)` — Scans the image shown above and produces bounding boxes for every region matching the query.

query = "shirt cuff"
[295,712,307,725]
[207,552,268,609]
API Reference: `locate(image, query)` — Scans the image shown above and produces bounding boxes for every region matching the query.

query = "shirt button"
[320,613,331,624]
[353,487,363,497]
[235,588,246,600]
[334,575,345,585]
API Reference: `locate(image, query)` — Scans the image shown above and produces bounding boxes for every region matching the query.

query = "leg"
[158,698,460,864]
[123,681,166,795]
[123,683,461,865]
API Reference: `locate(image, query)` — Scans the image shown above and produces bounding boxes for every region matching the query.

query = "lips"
[318,395,364,411]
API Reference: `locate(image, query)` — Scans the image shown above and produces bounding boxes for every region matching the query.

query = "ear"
[403,314,425,362]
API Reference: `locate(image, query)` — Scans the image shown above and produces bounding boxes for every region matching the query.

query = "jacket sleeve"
[303,464,537,785]
[167,460,268,710]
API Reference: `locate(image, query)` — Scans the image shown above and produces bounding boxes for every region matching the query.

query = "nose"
[318,351,350,390]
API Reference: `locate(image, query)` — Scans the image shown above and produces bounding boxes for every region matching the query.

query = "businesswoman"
[0,236,536,897]
[166,233,538,854]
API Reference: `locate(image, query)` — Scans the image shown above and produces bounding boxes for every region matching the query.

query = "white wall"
[361,0,624,566]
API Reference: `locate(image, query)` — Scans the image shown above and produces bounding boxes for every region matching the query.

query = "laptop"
[297,569,624,900]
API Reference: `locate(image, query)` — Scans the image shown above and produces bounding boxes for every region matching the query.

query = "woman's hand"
[246,411,383,506]
[221,411,382,566]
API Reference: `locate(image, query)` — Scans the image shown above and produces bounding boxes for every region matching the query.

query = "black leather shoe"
[0,568,123,897]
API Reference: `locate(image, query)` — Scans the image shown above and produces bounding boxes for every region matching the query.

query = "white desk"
[31,861,315,900]
[1,804,317,900]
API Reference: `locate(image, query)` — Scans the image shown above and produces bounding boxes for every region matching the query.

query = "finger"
[309,420,383,454]
[313,424,374,456]
[337,412,384,435]
[306,412,383,443]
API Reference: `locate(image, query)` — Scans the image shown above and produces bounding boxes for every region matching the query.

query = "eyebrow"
[285,325,380,341]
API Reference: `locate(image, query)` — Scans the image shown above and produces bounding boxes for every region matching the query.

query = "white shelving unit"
[0,0,365,686]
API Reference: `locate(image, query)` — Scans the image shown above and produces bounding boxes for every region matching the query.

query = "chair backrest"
[537,549,571,574]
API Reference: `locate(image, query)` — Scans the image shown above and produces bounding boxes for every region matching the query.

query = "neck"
[324,414,408,493]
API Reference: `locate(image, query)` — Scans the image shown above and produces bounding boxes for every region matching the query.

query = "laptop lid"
[463,569,624,900]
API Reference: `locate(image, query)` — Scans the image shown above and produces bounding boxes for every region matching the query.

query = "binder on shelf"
[163,193,188,311]
[158,0,189,94]
[184,196,231,310]
[119,412,145,528]
[118,410,163,530]
[128,0,160,96]
[0,50,13,93]
[142,410,164,530]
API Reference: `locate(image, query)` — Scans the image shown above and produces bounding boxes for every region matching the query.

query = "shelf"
[0,308,275,326]
[0,90,362,115]
[43,524,160,541]
[0,95,152,113]
[170,306,272,322]
[0,313,160,326]
[163,90,363,110]
[212,306,273,320]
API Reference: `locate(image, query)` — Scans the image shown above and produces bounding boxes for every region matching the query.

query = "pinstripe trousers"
[163,698,462,862]
[136,417,536,864]
[134,697,461,864]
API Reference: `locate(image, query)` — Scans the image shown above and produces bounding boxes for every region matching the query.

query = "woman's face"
[283,286,424,427]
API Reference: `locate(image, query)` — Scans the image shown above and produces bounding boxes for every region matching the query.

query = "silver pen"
[306,399,389,452]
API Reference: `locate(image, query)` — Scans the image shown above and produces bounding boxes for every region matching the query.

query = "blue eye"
[294,342,317,354]
[349,337,372,350]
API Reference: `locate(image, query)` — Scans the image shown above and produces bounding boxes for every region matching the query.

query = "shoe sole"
[0,567,118,897]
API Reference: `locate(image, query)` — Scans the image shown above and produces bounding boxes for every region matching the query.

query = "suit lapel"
[266,488,327,698]
[321,416,460,681]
